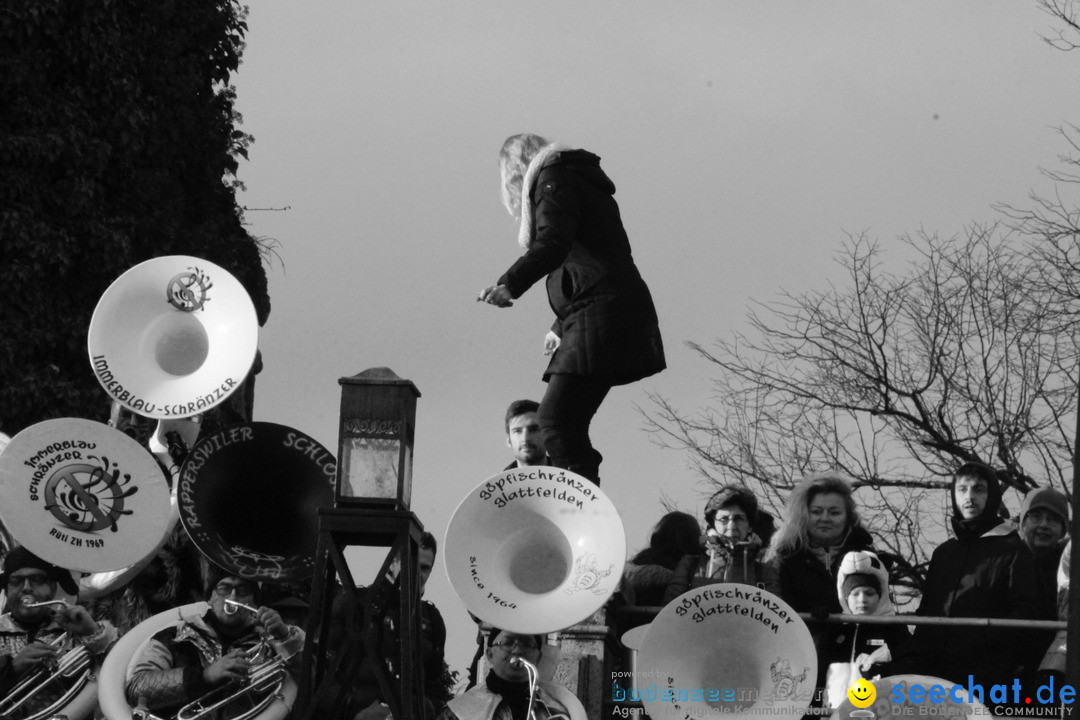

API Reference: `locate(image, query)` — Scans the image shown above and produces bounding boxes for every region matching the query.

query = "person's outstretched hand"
[478,285,513,307]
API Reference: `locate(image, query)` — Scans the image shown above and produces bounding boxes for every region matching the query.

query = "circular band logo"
[43,456,138,533]
[166,268,213,312]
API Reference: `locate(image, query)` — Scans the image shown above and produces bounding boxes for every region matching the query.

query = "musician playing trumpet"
[125,568,304,717]
[0,547,118,713]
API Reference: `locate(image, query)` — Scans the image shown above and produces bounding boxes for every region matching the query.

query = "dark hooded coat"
[902,471,1046,686]
[497,150,665,385]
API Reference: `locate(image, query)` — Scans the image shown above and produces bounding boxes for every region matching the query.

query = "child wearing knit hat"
[825,550,910,709]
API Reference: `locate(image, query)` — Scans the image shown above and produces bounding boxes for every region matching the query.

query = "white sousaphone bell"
[88,255,258,420]
[635,584,817,720]
[445,467,625,635]
[0,418,176,720]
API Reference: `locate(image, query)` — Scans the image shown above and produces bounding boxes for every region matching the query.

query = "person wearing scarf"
[901,462,1045,691]
[478,133,665,486]
[438,630,574,720]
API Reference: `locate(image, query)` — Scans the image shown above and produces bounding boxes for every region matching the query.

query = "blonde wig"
[499,133,549,219]
[763,472,861,563]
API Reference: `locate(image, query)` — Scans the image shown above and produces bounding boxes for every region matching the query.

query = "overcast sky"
[231,1,1078,680]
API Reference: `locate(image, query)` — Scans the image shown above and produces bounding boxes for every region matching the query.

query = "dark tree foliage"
[0,0,270,436]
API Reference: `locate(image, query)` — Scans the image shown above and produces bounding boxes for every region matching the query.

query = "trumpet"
[175,636,289,720]
[0,631,93,719]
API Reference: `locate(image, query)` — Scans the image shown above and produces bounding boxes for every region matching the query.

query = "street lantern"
[335,367,419,509]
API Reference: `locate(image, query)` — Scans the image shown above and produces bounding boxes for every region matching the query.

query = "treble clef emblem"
[166,267,213,312]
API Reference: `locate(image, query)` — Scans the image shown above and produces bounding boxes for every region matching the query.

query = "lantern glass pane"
[340,436,400,499]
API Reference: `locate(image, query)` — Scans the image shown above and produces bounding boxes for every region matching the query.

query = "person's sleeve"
[424,604,453,712]
[1008,544,1049,620]
[125,636,210,710]
[757,560,781,596]
[79,619,119,656]
[277,624,306,677]
[0,654,15,698]
[661,556,697,606]
[773,558,796,608]
[497,169,580,298]
[435,705,459,720]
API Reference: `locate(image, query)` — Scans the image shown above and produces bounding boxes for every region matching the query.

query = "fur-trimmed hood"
[836,550,894,615]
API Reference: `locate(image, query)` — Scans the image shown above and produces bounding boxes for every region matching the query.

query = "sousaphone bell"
[0,418,174,720]
[88,255,258,420]
[634,584,817,720]
[177,421,336,582]
[445,467,625,635]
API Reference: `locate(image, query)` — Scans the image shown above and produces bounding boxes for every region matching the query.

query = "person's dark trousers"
[538,373,611,485]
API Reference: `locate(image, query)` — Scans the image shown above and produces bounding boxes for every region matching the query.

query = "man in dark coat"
[316,532,451,720]
[480,134,665,485]
[903,462,1045,689]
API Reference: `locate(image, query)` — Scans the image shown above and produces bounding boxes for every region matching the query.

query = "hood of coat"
[544,149,616,194]
[836,550,894,615]
[517,145,615,248]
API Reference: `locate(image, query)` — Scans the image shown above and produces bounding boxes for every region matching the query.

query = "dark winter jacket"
[905,521,1046,685]
[497,149,665,385]
[901,467,1048,686]
[771,525,875,688]
[317,585,450,719]
[773,526,876,616]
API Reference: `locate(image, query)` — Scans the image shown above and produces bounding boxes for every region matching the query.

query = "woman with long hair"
[765,473,875,698]
[478,133,665,485]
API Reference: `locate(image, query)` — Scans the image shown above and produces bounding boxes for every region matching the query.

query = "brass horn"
[97,602,299,720]
[445,467,626,635]
[174,636,290,720]
[177,421,335,582]
[0,631,96,720]
[87,255,258,419]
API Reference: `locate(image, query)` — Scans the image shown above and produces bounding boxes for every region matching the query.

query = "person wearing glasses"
[125,566,304,717]
[438,629,575,720]
[0,546,118,713]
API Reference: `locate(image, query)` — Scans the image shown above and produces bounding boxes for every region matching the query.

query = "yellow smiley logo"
[847,677,876,708]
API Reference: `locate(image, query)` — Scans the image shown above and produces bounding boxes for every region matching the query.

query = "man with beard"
[125,568,303,717]
[0,547,118,714]
[503,400,548,470]
[903,462,1045,690]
